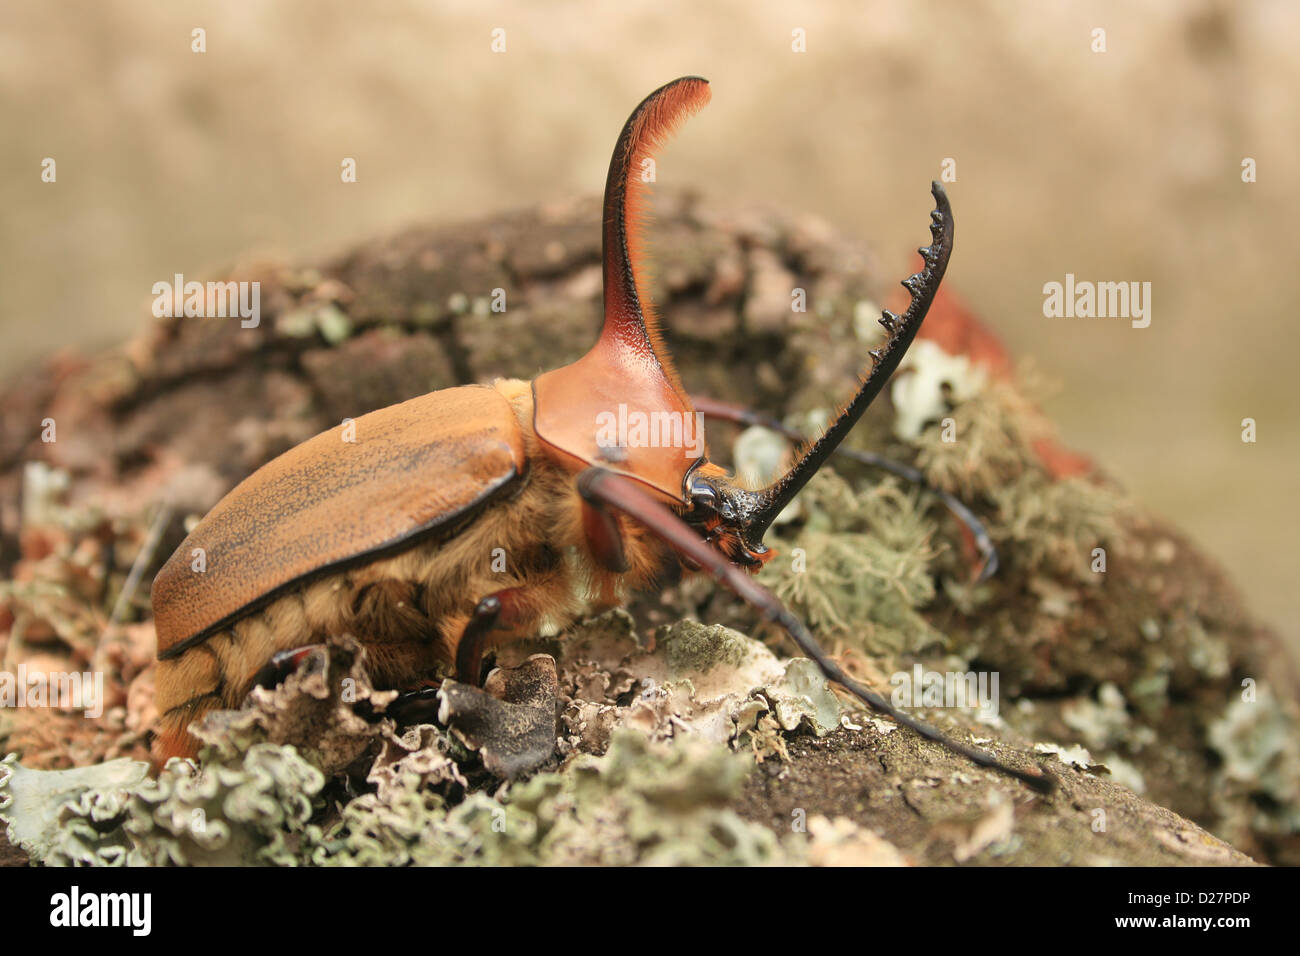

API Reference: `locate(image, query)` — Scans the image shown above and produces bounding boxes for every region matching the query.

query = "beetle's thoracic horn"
[599,75,711,398]
[747,181,955,539]
[531,77,711,503]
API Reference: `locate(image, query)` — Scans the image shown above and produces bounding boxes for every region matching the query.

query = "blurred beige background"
[1,1,1296,653]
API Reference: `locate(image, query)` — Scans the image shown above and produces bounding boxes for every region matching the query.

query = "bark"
[1,190,1294,865]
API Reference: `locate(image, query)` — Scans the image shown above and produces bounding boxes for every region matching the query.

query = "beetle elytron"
[152,77,1055,792]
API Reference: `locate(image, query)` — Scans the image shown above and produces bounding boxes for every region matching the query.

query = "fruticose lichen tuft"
[763,469,943,657]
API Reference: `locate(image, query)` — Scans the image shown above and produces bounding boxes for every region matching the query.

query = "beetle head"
[682,465,772,569]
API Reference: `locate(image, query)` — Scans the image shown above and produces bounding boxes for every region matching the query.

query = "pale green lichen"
[549,613,842,753]
[1,744,326,866]
[660,620,752,676]
[187,636,394,778]
[911,380,1041,500]
[1062,683,1133,751]
[1208,689,1300,834]
[764,658,843,735]
[1180,618,1232,679]
[733,425,791,490]
[1033,742,1101,771]
[1,613,829,867]
[0,753,149,863]
[762,469,943,657]
[275,303,353,342]
[906,374,1129,584]
[990,475,1127,582]
[308,730,792,866]
[892,339,990,442]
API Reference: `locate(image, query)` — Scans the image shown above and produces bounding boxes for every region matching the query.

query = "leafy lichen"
[314,731,791,866]
[1,614,848,867]
[1208,689,1300,834]
[1,743,325,866]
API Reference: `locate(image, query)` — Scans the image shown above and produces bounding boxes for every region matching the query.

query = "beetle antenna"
[578,466,1058,794]
[748,182,954,541]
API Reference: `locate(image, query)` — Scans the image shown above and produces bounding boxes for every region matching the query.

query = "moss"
[912,380,1043,500]
[990,474,1128,583]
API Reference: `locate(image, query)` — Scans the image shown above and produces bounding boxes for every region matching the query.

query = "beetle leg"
[690,394,998,582]
[248,644,325,691]
[575,465,1057,794]
[455,589,526,685]
[383,686,442,724]
[579,490,630,573]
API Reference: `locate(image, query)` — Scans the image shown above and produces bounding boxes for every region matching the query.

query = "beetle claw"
[383,685,443,725]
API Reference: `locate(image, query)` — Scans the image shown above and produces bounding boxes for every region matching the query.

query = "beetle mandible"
[151,76,1055,792]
